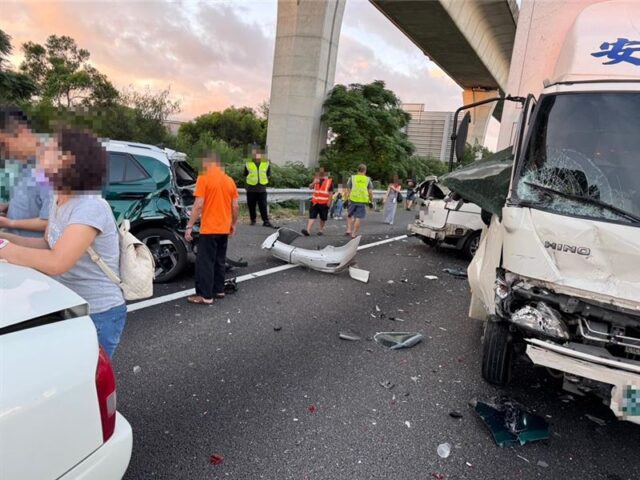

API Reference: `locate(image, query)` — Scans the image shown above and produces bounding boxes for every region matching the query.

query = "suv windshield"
[516,92,640,225]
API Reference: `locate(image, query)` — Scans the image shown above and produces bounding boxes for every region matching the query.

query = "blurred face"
[0,119,38,161]
[202,153,222,170]
[37,136,75,187]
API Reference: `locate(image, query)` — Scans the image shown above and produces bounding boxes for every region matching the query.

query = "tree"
[461,143,492,166]
[320,80,414,183]
[20,35,118,108]
[177,106,266,150]
[0,29,37,103]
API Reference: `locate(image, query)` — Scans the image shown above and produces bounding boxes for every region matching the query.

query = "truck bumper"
[526,338,640,424]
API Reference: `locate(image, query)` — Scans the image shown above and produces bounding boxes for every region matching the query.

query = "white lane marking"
[127,234,408,313]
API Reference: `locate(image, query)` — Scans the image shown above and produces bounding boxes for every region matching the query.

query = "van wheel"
[482,319,513,386]
[463,231,481,260]
[137,228,187,283]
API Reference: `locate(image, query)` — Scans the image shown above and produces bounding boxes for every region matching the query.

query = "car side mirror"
[455,112,470,163]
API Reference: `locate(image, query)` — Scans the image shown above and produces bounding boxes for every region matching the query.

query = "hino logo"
[544,241,591,256]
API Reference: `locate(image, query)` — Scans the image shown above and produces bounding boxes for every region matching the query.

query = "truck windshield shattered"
[516,92,640,225]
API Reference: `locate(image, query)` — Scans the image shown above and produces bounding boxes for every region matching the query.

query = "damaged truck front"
[458,1,640,423]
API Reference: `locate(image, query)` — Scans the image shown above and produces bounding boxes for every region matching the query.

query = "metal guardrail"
[236,188,389,214]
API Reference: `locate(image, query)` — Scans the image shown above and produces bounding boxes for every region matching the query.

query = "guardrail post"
[299,200,306,216]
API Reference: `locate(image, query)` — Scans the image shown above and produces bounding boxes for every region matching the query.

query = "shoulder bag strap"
[87,246,122,285]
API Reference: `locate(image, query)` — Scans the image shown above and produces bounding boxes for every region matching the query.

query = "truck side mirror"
[455,112,470,163]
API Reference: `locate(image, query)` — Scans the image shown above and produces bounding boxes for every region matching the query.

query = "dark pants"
[195,234,229,299]
[246,190,269,223]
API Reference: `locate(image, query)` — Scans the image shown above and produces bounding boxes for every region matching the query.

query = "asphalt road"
[115,209,640,480]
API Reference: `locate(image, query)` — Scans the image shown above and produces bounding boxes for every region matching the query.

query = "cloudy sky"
[2,0,498,147]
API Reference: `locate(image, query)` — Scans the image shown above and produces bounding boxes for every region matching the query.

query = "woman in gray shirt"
[0,129,125,357]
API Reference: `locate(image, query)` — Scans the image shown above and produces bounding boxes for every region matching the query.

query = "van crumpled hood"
[502,207,640,311]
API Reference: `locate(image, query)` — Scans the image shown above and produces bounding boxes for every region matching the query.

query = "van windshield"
[516,92,640,225]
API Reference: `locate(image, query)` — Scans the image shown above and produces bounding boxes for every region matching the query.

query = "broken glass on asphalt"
[374,332,423,350]
[442,268,467,278]
[474,398,550,447]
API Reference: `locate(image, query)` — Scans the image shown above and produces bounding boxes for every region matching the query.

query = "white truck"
[408,176,484,260]
[454,0,640,423]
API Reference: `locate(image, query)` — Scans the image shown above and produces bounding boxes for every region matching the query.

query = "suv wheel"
[481,319,513,386]
[463,231,481,260]
[137,228,188,283]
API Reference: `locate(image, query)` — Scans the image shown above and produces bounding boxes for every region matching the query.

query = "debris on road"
[388,316,405,322]
[223,278,238,294]
[273,326,282,332]
[442,267,468,278]
[375,305,381,312]
[374,332,423,350]
[308,404,317,413]
[262,228,360,273]
[437,443,451,459]
[387,280,395,284]
[379,380,395,390]
[339,332,362,341]
[404,421,411,428]
[585,414,607,426]
[449,410,463,419]
[432,473,445,480]
[209,454,224,465]
[133,365,141,374]
[537,460,549,468]
[474,398,550,447]
[349,266,370,283]
[424,275,438,280]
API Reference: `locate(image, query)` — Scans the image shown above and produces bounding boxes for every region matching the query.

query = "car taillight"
[95,346,117,442]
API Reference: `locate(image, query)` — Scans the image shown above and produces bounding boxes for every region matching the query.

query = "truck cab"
[463,1,640,423]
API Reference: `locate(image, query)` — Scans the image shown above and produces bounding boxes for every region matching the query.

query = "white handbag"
[88,220,154,300]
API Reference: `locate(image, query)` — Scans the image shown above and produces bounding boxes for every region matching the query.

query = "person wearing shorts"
[345,164,373,238]
[302,168,333,236]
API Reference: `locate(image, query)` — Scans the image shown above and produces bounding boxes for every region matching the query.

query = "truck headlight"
[511,302,569,341]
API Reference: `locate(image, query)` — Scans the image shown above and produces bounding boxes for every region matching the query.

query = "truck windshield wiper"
[523,181,640,225]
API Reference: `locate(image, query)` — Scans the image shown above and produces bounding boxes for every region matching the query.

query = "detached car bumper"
[60,412,133,480]
[526,338,640,424]
[408,222,445,241]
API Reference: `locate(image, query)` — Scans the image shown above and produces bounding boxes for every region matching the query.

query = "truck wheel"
[482,319,513,386]
[137,228,188,283]
[463,231,481,260]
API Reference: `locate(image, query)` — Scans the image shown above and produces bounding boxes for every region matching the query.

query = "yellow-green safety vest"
[246,161,270,186]
[349,174,370,203]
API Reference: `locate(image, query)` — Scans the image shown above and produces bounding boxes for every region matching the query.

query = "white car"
[408,177,484,260]
[0,262,133,479]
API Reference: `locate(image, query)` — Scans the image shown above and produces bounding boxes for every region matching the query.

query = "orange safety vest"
[312,177,333,205]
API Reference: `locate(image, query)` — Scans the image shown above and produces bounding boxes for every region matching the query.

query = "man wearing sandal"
[185,152,239,305]
[345,164,373,238]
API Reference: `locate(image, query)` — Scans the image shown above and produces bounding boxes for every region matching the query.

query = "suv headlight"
[511,302,569,341]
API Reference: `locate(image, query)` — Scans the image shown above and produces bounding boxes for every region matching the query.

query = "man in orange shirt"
[185,152,239,305]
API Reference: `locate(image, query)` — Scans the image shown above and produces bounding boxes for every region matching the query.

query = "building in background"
[402,104,453,162]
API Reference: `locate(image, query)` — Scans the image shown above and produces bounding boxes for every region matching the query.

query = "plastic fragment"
[437,443,451,459]
[474,398,550,447]
[133,365,141,374]
[387,280,395,284]
[349,266,370,283]
[374,332,423,350]
[379,380,395,390]
[516,454,530,463]
[308,404,317,413]
[585,414,606,426]
[449,410,463,419]
[442,267,467,278]
[537,460,549,468]
[209,454,224,465]
[273,326,282,331]
[339,332,361,341]
[375,305,381,312]
[388,316,405,322]
[404,421,411,428]
[432,474,445,480]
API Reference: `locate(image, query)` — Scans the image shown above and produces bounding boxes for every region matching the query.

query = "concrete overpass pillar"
[462,88,499,148]
[266,0,346,167]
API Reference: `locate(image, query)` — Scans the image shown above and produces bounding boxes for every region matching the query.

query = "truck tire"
[137,228,188,283]
[462,231,481,260]
[482,319,513,386]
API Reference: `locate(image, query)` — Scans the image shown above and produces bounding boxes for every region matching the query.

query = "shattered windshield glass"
[516,92,640,225]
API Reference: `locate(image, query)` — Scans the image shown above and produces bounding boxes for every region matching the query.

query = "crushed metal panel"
[262,228,361,273]
[526,340,640,424]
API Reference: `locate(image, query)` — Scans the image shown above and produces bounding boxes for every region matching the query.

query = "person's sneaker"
[263,221,274,228]
[301,229,310,236]
[317,231,324,236]
[250,221,256,226]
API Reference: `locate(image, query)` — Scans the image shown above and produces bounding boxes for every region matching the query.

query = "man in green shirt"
[345,164,373,238]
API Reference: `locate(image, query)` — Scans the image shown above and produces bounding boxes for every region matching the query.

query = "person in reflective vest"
[302,168,333,236]
[345,163,373,238]
[243,147,274,227]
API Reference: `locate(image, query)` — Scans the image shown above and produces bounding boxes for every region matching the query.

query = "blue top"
[5,162,53,237]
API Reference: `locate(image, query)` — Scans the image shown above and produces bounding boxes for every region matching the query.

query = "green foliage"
[320,80,414,183]
[20,35,118,108]
[178,106,266,150]
[0,30,37,103]
[461,143,492,166]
